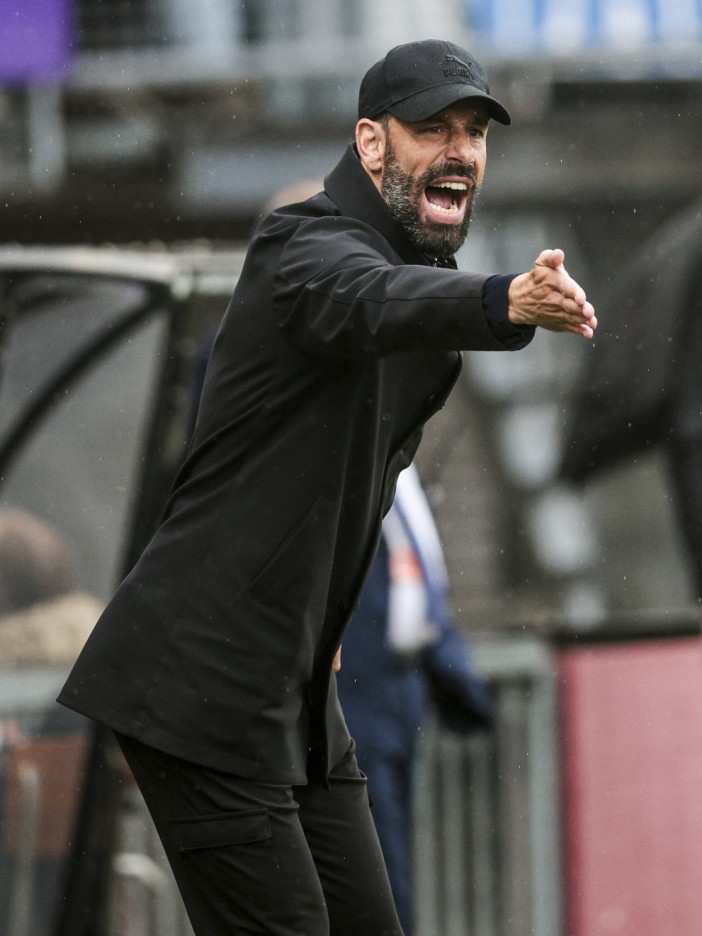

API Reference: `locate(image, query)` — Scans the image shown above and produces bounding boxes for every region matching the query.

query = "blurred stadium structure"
[2,3,702,935]
[1,0,701,241]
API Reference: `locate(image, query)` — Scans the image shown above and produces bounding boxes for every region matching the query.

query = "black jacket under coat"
[59,145,531,784]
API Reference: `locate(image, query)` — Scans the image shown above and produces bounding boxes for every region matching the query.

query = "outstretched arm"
[508,249,598,339]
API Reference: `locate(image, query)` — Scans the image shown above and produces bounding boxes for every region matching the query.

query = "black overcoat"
[59,145,530,784]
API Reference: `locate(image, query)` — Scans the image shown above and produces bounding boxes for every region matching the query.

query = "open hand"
[508,249,597,339]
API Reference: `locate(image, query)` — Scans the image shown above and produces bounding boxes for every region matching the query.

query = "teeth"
[430,201,461,215]
[425,180,467,216]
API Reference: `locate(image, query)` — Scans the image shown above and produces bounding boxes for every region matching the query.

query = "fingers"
[573,311,597,339]
[551,296,597,335]
[541,253,585,304]
[570,282,588,309]
[559,306,598,339]
[561,293,593,317]
[536,247,565,270]
[542,251,597,337]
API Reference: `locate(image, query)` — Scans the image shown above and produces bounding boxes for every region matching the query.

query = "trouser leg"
[114,732,329,936]
[294,745,404,936]
[355,750,415,935]
[114,733,404,936]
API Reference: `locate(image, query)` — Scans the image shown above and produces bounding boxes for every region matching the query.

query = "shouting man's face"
[370,99,489,260]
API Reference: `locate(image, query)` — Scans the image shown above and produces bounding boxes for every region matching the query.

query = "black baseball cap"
[358,39,511,126]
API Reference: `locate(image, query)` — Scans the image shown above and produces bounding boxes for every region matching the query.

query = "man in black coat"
[59,39,596,936]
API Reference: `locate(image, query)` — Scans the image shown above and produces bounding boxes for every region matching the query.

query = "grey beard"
[381,154,477,261]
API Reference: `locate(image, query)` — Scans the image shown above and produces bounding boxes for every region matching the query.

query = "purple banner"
[0,0,72,83]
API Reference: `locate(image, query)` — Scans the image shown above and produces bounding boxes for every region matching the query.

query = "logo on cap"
[444,54,476,82]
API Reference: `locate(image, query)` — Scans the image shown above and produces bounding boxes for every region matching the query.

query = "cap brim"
[388,83,511,126]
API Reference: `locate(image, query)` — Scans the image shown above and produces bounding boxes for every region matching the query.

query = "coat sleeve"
[423,618,495,735]
[273,215,522,359]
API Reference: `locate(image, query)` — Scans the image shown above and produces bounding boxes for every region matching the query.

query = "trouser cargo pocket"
[170,809,270,851]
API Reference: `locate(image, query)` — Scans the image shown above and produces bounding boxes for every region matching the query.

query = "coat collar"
[324,144,458,271]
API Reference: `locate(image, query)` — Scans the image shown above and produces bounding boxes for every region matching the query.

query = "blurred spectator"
[560,198,702,611]
[0,509,101,672]
[0,510,100,936]
[338,463,494,935]
[0,509,73,615]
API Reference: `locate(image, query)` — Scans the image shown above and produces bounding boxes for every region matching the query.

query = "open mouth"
[423,181,469,223]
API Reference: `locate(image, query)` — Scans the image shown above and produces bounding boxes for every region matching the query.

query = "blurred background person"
[0,508,100,679]
[338,463,494,936]
[0,509,101,936]
[560,198,702,617]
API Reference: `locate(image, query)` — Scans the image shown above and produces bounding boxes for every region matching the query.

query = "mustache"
[422,162,478,187]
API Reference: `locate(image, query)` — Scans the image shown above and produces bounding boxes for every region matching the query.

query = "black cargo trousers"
[114,732,404,936]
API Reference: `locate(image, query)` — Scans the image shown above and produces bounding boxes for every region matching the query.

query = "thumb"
[535,248,565,270]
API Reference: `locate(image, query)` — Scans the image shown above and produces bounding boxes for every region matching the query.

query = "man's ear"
[355,118,386,188]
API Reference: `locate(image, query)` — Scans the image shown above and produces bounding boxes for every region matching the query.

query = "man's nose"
[445,131,474,163]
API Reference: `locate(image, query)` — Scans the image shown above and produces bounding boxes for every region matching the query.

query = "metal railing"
[414,637,562,936]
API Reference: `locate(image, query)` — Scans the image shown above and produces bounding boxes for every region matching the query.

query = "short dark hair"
[0,510,75,614]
